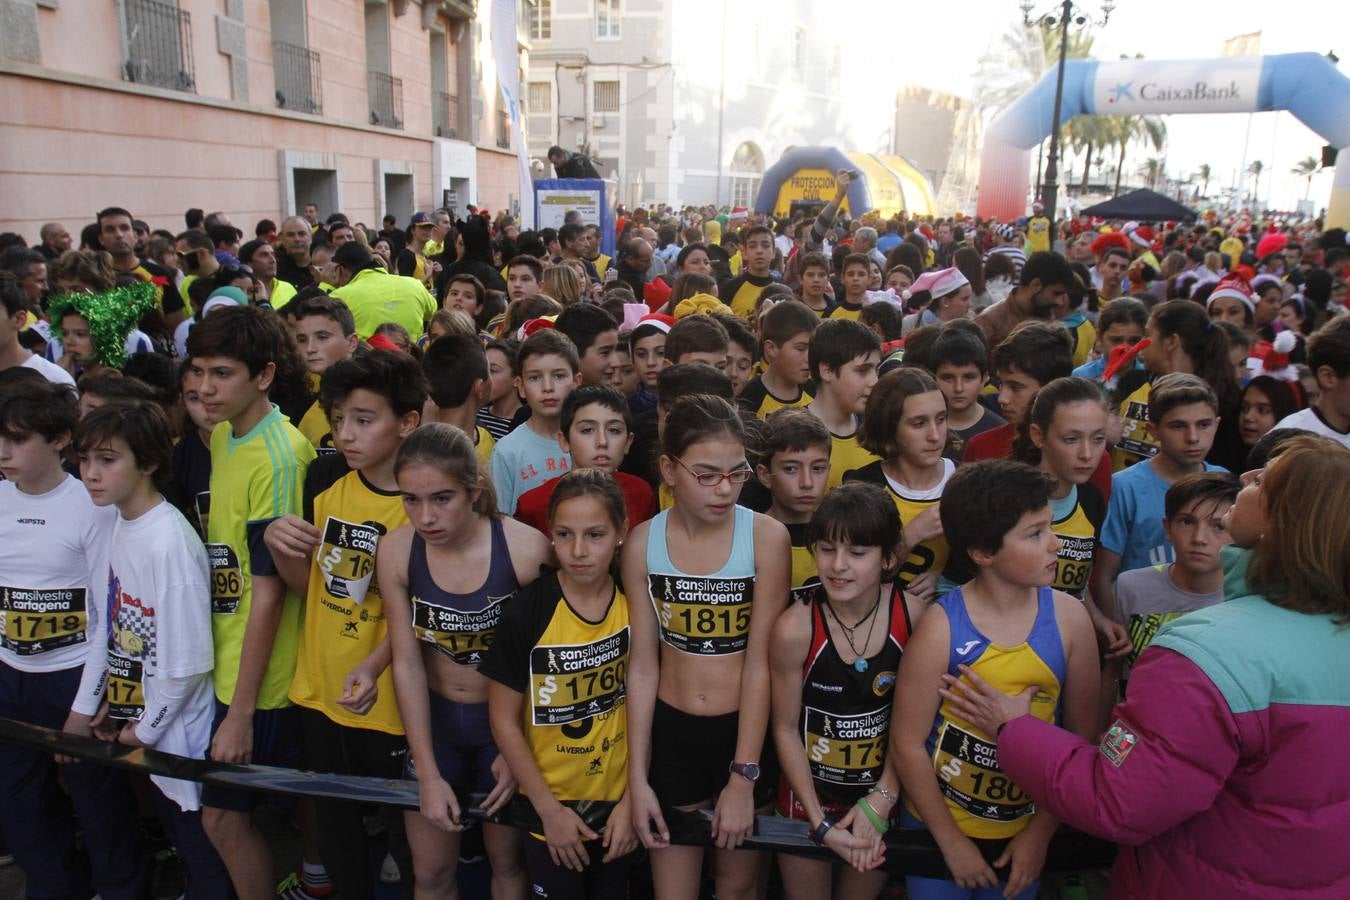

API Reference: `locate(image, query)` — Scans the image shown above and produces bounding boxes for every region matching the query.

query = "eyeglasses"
[673,456,752,487]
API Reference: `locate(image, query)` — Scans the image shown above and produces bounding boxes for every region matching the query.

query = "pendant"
[853,658,869,673]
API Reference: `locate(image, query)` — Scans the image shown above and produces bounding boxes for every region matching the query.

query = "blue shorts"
[407,694,499,796]
[201,701,302,812]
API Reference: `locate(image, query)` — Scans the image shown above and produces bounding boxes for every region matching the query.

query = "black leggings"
[523,837,635,900]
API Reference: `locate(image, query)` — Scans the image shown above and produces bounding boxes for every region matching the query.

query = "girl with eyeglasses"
[622,393,791,900]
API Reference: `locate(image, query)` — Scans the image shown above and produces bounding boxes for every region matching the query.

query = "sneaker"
[378,853,401,885]
[276,872,335,900]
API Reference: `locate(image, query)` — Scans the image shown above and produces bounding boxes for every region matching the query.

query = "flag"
[1221,32,1262,57]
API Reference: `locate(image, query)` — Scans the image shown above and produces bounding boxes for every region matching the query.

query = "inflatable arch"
[977,52,1350,227]
[754,147,937,220]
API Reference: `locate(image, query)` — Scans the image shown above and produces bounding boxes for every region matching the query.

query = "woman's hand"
[263,515,320,560]
[629,780,670,849]
[906,506,945,545]
[335,659,381,716]
[602,793,640,863]
[829,805,886,872]
[939,833,998,891]
[481,754,517,816]
[993,826,1051,898]
[710,777,755,849]
[539,802,598,872]
[938,665,1037,738]
[417,776,463,833]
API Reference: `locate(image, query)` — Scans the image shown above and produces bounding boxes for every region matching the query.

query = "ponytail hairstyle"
[393,422,497,516]
[1013,376,1110,466]
[1150,299,1241,415]
[548,467,628,535]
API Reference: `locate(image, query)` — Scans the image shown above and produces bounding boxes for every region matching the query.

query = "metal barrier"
[122,0,195,92]
[369,72,404,130]
[273,42,323,115]
[0,716,1116,880]
[435,90,459,139]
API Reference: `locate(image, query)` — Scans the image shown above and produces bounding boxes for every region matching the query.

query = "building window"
[730,141,765,210]
[595,0,620,39]
[593,80,620,113]
[530,0,551,40]
[528,81,552,113]
[122,0,196,92]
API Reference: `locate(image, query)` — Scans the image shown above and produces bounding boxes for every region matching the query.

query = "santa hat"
[1102,339,1150,391]
[1129,225,1155,248]
[632,311,675,335]
[516,315,557,341]
[366,333,402,353]
[1032,199,1045,211]
[729,206,749,222]
[928,267,970,299]
[1250,273,1283,295]
[1090,231,1132,257]
[1248,330,1300,382]
[1255,232,1288,259]
[643,276,672,311]
[1207,272,1256,312]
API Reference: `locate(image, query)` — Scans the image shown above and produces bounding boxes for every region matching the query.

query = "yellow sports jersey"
[474,424,496,471]
[916,586,1066,839]
[720,272,776,318]
[591,254,612,281]
[298,399,336,453]
[736,375,811,420]
[729,249,743,277]
[827,300,864,321]
[479,573,629,804]
[1026,216,1051,254]
[843,460,952,591]
[289,466,407,734]
[827,427,879,491]
[1112,380,1158,471]
[1060,314,1097,369]
[785,523,819,606]
[207,406,316,708]
[1049,483,1106,598]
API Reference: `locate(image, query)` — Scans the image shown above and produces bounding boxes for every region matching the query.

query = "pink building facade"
[0,0,530,240]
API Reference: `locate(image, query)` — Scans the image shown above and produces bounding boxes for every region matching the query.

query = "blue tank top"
[918,586,1067,839]
[409,516,519,667]
[645,505,756,656]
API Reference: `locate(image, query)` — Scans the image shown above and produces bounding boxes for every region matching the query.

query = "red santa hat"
[1207,272,1256,312]
[633,311,675,335]
[1249,330,1301,382]
[1129,225,1155,248]
[643,276,672,311]
[1255,232,1288,259]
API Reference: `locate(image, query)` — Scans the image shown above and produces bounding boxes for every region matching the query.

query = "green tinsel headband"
[46,281,158,369]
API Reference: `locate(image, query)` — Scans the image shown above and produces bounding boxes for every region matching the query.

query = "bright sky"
[853,0,1350,212]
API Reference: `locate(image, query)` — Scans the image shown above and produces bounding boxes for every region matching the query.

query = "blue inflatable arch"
[977,52,1350,227]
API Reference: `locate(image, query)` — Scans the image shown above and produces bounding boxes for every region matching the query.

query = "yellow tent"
[754,147,937,219]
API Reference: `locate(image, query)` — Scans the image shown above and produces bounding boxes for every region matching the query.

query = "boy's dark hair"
[1308,318,1350,379]
[506,255,544,281]
[762,300,819,350]
[842,252,871,274]
[742,224,773,245]
[175,229,214,252]
[291,295,357,336]
[858,367,942,459]
[1148,372,1219,423]
[719,315,756,355]
[798,251,830,274]
[0,271,26,316]
[186,304,291,378]
[1164,471,1240,521]
[0,373,78,442]
[121,353,181,407]
[78,371,161,405]
[208,223,240,248]
[554,303,617,357]
[445,273,486,309]
[859,303,902,342]
[1245,426,1314,472]
[941,460,1055,577]
[1097,296,1149,333]
[806,482,904,579]
[809,318,881,382]
[930,329,990,375]
[561,384,632,435]
[1020,251,1075,289]
[422,335,487,408]
[320,349,429,419]
[761,408,830,462]
[656,362,735,406]
[76,401,174,489]
[515,327,580,376]
[992,320,1074,386]
[664,314,729,362]
[477,290,506,333]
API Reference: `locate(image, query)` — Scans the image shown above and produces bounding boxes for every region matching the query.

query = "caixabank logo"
[1093,58,1260,116]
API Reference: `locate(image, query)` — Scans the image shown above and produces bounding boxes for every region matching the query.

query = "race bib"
[317,517,383,604]
[106,653,145,720]
[649,573,752,656]
[789,578,820,607]
[804,705,889,787]
[933,720,1034,823]
[412,595,506,666]
[1115,399,1158,463]
[206,543,242,615]
[530,628,629,726]
[1053,535,1095,596]
[0,586,87,656]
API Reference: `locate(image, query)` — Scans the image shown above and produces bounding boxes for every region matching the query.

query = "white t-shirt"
[21,352,76,388]
[74,501,215,811]
[0,476,114,672]
[1274,407,1350,448]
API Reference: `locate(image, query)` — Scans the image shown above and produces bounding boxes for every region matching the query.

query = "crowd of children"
[0,196,1348,900]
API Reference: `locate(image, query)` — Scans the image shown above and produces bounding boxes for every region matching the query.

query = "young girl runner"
[844,368,954,602]
[1011,377,1110,600]
[769,483,926,900]
[623,394,791,900]
[379,423,553,900]
[482,469,640,898]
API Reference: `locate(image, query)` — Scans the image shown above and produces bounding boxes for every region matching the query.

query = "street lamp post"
[1022,0,1114,222]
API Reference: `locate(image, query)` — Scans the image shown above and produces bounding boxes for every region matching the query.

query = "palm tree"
[1248,160,1264,205]
[1109,115,1167,195]
[1066,115,1111,192]
[1291,156,1320,199]
[1137,157,1164,191]
[1197,163,1212,197]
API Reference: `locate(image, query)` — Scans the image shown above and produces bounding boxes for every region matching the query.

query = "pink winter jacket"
[998,593,1350,899]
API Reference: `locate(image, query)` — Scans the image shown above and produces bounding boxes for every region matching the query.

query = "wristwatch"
[807,817,836,847]
[728,761,761,784]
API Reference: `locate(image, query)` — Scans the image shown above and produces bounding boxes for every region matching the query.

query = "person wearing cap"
[1206,273,1257,331]
[900,268,972,334]
[328,242,436,341]
[394,212,439,291]
[984,223,1027,279]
